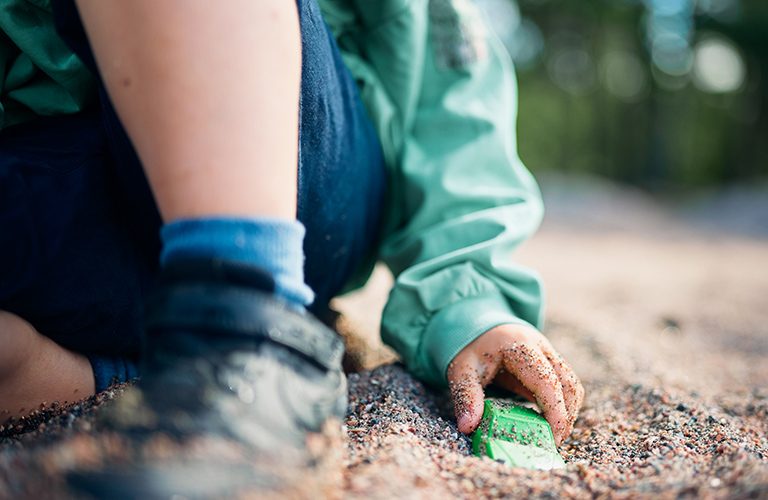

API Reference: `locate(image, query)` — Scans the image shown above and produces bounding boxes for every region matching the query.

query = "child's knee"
[0,311,39,379]
[0,311,95,421]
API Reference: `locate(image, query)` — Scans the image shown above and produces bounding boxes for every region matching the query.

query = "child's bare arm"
[447,324,584,446]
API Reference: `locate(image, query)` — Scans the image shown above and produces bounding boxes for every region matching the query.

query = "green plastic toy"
[471,399,566,470]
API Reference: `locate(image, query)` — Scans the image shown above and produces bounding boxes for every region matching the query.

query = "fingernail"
[457,414,472,434]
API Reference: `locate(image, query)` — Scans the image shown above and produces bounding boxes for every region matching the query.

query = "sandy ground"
[1,176,767,498]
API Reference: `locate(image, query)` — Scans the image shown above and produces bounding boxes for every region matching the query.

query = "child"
[0,0,583,493]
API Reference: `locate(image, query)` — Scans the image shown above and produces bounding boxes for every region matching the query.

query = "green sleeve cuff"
[421,293,533,387]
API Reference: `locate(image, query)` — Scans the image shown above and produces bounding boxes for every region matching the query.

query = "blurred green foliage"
[487,0,768,190]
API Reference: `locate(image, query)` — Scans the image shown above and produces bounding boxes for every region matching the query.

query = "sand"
[1,176,767,498]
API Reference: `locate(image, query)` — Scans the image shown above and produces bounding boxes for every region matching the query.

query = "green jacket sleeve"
[322,0,545,387]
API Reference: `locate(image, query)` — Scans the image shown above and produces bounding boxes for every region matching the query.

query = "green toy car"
[471,399,566,470]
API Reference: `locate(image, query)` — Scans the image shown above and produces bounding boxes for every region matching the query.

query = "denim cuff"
[88,355,140,392]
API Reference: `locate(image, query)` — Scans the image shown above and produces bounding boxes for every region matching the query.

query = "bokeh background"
[478,0,767,197]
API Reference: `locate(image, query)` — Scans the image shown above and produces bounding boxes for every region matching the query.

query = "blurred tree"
[486,0,768,191]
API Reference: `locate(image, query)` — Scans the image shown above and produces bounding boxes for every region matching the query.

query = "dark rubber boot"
[68,258,347,499]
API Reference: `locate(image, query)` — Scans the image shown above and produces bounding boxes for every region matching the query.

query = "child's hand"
[447,324,584,446]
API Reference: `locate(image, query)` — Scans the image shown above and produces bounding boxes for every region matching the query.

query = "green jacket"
[0,0,95,129]
[324,0,545,387]
[1,0,544,388]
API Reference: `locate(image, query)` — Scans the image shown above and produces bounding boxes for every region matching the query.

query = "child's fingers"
[447,359,487,434]
[539,342,585,433]
[494,371,536,403]
[501,342,569,446]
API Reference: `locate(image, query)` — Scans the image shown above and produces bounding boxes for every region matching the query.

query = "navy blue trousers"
[0,1,385,369]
